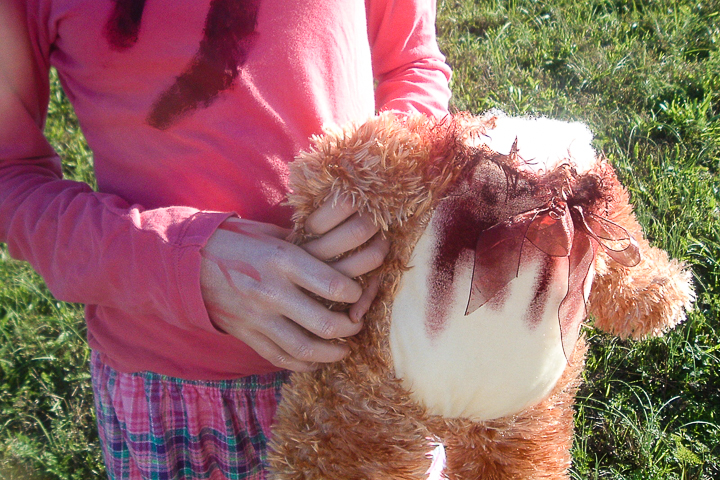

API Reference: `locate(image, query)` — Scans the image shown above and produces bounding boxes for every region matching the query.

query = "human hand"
[302,197,386,323]
[200,198,389,372]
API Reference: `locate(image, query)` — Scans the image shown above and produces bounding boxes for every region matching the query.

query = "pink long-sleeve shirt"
[0,0,451,379]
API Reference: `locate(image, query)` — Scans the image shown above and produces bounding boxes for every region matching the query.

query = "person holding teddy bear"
[0,0,451,478]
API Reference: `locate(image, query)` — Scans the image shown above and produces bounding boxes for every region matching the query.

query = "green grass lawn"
[1,0,719,478]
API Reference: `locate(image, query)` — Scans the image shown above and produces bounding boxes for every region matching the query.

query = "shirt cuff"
[174,210,237,334]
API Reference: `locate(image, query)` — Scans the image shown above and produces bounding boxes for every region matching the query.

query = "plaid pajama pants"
[91,351,290,480]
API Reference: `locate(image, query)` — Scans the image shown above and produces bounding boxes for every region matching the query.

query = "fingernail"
[350,307,365,323]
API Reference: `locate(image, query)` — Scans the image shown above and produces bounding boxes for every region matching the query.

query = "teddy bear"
[266,111,695,479]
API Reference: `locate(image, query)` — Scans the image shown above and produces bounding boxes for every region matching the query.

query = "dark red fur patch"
[425,166,507,338]
[424,149,609,340]
[524,254,556,329]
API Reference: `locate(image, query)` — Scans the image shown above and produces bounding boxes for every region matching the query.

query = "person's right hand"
[200,199,389,372]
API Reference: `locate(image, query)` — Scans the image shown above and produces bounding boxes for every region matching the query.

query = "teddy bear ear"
[587,182,695,340]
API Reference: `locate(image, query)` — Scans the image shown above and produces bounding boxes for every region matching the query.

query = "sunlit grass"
[436,0,719,477]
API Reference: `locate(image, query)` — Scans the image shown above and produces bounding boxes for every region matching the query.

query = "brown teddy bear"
[267,111,695,480]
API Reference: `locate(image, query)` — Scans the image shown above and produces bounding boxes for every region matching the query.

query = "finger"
[261,315,353,364]
[305,195,358,235]
[349,275,381,322]
[276,286,364,340]
[331,234,390,278]
[303,212,379,261]
[218,278,358,363]
[199,296,317,371]
[286,248,363,303]
[235,329,318,372]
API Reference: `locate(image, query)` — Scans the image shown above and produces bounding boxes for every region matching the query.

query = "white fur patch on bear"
[466,113,598,175]
[389,217,570,421]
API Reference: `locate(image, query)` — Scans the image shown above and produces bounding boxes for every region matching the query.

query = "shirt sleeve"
[0,0,229,335]
[366,0,452,118]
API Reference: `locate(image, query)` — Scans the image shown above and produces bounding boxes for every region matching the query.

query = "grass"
[0,71,101,479]
[436,0,720,478]
[0,256,101,480]
[1,0,719,478]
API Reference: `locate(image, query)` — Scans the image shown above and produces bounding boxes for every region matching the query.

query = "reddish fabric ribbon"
[465,199,640,359]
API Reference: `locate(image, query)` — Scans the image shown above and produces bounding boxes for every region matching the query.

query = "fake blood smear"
[147,0,261,129]
[524,255,555,329]
[426,180,498,338]
[104,0,147,50]
[426,166,555,338]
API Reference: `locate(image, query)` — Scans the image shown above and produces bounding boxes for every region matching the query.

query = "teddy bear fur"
[267,112,695,480]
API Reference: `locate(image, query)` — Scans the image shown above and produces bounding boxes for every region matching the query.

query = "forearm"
[0,10,231,330]
[367,0,452,117]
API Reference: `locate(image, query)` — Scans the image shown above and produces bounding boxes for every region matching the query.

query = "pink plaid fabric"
[91,351,289,480]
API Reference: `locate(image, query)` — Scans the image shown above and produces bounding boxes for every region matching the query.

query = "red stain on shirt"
[148,0,261,129]
[104,0,147,51]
